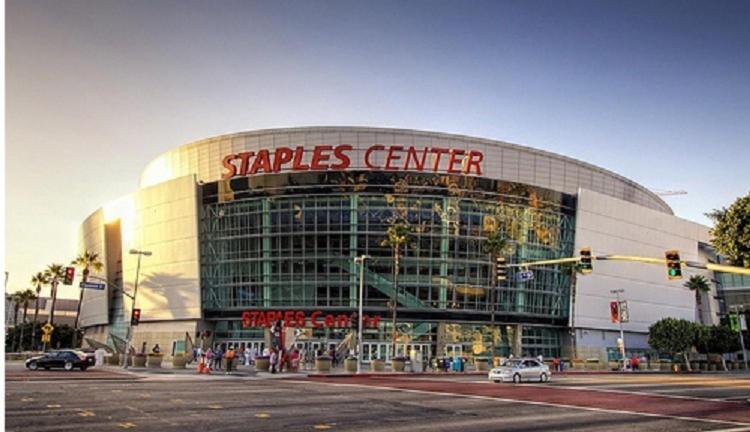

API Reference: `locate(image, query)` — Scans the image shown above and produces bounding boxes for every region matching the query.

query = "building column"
[349,195,359,308]
[262,198,271,308]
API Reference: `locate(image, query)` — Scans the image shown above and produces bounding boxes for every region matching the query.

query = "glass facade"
[200,171,576,357]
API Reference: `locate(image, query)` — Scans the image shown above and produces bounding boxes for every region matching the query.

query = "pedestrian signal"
[665,250,682,280]
[131,308,141,326]
[63,267,75,285]
[579,248,593,274]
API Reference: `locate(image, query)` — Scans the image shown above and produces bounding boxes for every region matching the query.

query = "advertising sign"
[610,301,620,323]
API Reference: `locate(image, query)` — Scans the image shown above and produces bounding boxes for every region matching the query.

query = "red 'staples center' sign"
[242,310,382,329]
[221,145,484,179]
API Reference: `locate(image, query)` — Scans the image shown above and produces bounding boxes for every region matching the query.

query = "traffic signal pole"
[123,249,151,369]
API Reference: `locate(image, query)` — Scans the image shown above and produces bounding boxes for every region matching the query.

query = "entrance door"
[445,344,463,358]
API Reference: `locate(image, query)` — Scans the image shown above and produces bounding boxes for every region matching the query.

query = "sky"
[5,0,750,299]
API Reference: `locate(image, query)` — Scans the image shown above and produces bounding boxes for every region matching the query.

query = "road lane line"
[288,380,750,427]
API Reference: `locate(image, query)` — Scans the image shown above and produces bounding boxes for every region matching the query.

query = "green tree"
[482,227,510,360]
[30,271,48,350]
[16,289,37,351]
[707,193,750,268]
[684,275,711,325]
[44,263,65,326]
[381,219,411,358]
[648,317,695,371]
[71,251,104,347]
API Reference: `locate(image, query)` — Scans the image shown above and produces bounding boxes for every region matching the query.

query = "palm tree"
[381,220,411,359]
[684,275,711,325]
[71,251,103,347]
[482,228,509,362]
[15,289,36,351]
[30,271,49,350]
[7,292,22,352]
[44,263,65,326]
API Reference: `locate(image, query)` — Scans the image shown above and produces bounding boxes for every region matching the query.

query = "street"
[5,363,750,431]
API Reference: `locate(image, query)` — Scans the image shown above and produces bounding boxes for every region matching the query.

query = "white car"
[488,358,551,383]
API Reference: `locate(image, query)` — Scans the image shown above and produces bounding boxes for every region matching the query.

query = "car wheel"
[64,361,74,371]
[540,373,549,383]
[27,361,38,371]
[513,373,522,384]
[493,379,501,383]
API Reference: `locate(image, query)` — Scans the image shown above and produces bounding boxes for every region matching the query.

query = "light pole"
[730,305,749,370]
[610,289,626,371]
[123,249,151,369]
[354,255,371,374]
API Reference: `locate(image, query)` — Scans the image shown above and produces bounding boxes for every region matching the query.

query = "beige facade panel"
[78,209,109,328]
[118,175,201,322]
[574,189,712,333]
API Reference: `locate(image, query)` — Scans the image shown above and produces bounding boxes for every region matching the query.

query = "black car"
[25,350,93,371]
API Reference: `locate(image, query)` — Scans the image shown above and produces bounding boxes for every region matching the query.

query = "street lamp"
[729,304,749,370]
[610,289,626,371]
[353,255,371,374]
[123,249,152,369]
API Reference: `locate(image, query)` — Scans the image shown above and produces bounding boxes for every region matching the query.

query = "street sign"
[610,301,620,323]
[516,270,534,282]
[619,301,630,323]
[80,281,106,290]
[41,334,51,343]
[42,323,54,334]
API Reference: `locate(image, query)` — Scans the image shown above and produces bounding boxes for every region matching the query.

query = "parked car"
[25,350,93,371]
[488,358,551,383]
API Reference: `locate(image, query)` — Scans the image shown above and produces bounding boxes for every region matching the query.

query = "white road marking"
[288,380,750,427]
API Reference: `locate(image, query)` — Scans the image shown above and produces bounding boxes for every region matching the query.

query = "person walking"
[205,347,214,371]
[244,346,251,367]
[214,346,224,371]
[270,349,278,374]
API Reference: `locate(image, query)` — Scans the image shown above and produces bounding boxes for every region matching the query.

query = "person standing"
[269,349,278,374]
[244,345,251,367]
[225,346,235,374]
[205,347,214,371]
[214,346,224,371]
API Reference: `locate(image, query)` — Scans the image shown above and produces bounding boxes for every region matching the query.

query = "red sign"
[241,310,381,329]
[610,301,620,323]
[221,145,484,179]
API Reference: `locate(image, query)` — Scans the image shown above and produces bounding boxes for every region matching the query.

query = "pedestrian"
[329,347,337,367]
[225,345,235,374]
[141,342,147,355]
[299,347,307,370]
[270,349,278,374]
[244,345,251,367]
[630,354,640,371]
[560,358,565,372]
[552,357,560,372]
[152,344,161,354]
[206,347,214,370]
[214,346,224,371]
[291,349,300,371]
[537,354,544,364]
[250,346,257,365]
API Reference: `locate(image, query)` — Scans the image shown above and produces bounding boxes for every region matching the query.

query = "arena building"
[78,127,718,362]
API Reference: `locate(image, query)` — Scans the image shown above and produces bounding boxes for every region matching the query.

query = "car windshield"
[499,359,523,368]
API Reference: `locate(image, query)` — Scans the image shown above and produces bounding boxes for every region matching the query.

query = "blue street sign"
[517,270,535,282]
[79,281,106,290]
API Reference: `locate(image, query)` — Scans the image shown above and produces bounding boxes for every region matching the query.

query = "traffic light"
[496,257,508,282]
[63,267,75,285]
[665,250,682,280]
[579,248,593,274]
[131,308,141,326]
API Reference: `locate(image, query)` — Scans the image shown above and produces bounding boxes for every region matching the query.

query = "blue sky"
[5,0,749,297]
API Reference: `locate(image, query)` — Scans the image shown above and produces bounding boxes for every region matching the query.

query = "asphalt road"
[5,364,750,432]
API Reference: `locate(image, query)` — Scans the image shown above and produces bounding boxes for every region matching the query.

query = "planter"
[172,354,187,369]
[608,361,619,371]
[133,355,147,368]
[691,361,700,370]
[147,354,163,368]
[699,362,708,371]
[255,356,270,372]
[371,359,385,372]
[105,353,120,366]
[660,362,671,371]
[650,361,661,371]
[392,357,407,372]
[315,356,332,372]
[475,358,490,372]
[709,363,718,371]
[344,357,358,373]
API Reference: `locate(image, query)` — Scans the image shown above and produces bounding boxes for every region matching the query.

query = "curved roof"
[140,126,671,214]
